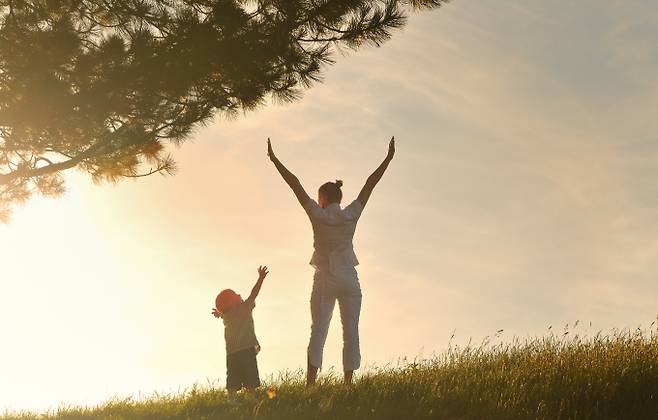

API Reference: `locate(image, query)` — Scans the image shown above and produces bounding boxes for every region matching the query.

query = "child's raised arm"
[247,265,269,303]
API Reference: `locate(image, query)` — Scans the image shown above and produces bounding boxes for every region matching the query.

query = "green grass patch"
[4,325,657,419]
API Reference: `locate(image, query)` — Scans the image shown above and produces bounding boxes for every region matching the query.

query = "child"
[212,265,269,396]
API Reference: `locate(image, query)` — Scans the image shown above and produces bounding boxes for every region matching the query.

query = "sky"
[2,0,658,412]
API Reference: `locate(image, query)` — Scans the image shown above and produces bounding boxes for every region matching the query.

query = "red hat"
[216,289,241,314]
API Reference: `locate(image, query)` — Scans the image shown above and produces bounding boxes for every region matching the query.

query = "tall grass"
[4,324,657,419]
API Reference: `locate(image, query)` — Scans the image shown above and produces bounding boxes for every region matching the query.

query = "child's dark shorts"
[226,346,260,390]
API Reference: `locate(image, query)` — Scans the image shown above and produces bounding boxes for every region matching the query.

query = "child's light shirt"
[304,199,363,275]
[223,299,259,355]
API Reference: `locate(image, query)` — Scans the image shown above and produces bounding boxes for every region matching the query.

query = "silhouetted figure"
[212,265,269,397]
[268,137,395,385]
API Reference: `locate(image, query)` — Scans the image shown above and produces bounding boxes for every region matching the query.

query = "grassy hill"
[4,325,657,420]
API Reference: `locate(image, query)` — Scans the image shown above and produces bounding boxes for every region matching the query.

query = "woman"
[268,136,395,385]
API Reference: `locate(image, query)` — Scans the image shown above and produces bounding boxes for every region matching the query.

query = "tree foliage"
[0,0,446,220]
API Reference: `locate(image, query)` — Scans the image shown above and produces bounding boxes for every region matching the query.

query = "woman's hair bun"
[319,180,343,203]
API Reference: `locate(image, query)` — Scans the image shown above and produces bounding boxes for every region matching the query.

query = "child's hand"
[258,265,269,280]
[211,308,221,318]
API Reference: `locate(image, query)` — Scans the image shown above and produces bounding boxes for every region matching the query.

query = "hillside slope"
[4,326,657,420]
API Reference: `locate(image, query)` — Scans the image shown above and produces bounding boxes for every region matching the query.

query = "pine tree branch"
[0,138,113,184]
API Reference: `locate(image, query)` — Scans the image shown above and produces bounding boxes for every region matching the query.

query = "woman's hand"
[387,136,395,161]
[211,308,221,318]
[267,138,276,162]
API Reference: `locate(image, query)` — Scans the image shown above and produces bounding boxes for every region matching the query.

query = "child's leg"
[226,352,242,399]
[243,346,261,391]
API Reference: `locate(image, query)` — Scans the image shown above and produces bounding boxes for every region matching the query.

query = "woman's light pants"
[307,266,362,372]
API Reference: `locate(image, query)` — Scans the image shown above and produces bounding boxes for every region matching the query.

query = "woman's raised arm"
[268,138,311,207]
[357,137,395,209]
